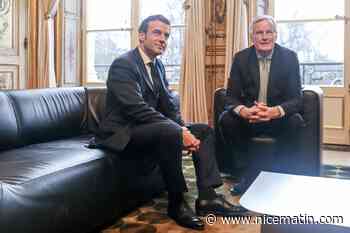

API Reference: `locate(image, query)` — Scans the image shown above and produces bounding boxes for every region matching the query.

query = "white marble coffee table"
[240,171,350,233]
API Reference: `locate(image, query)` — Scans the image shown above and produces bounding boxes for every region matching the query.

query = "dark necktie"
[148,62,161,92]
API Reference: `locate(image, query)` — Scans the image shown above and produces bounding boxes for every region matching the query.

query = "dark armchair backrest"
[213,86,323,176]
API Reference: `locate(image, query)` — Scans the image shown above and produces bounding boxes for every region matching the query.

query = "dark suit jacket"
[225,44,302,117]
[96,48,184,152]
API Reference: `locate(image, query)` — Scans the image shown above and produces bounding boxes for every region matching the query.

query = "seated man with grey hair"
[219,15,304,195]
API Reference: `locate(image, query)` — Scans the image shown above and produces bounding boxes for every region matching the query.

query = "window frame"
[81,0,184,89]
[274,1,345,87]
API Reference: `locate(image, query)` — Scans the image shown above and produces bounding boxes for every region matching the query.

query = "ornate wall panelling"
[0,0,26,90]
[205,0,227,125]
[61,0,81,86]
[0,65,17,89]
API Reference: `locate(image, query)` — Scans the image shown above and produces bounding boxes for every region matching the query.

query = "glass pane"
[299,63,344,86]
[277,21,344,86]
[0,0,12,48]
[86,0,131,30]
[140,0,185,25]
[87,31,131,82]
[165,65,181,84]
[160,27,184,66]
[275,0,343,20]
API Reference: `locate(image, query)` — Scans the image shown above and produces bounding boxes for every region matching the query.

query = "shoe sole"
[196,210,246,217]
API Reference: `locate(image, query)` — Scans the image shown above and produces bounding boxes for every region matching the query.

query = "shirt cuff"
[277,106,285,117]
[233,105,245,115]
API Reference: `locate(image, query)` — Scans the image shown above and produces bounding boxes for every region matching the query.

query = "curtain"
[247,0,257,44]
[41,0,60,87]
[266,0,275,16]
[29,0,60,88]
[28,0,38,88]
[179,0,208,124]
[224,0,249,87]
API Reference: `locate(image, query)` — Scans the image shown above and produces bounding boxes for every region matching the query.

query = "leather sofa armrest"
[301,85,323,131]
[300,85,323,175]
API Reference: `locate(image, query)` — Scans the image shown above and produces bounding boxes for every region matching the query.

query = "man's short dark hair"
[138,15,171,33]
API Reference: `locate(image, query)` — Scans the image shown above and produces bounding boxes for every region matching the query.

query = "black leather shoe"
[168,200,205,230]
[195,194,247,217]
[230,185,243,196]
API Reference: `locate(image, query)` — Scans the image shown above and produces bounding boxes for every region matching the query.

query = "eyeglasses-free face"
[253,19,277,55]
[254,30,275,39]
[139,20,170,59]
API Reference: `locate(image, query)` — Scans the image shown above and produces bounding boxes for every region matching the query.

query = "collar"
[138,46,155,65]
[256,48,274,60]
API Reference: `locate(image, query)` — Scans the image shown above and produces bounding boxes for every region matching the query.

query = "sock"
[198,187,217,200]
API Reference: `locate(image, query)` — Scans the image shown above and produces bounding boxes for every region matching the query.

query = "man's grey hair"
[249,15,277,35]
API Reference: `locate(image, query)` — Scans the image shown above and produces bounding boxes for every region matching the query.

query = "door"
[275,0,350,145]
[0,0,26,90]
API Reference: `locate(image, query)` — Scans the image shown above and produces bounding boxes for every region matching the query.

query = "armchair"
[213,86,323,178]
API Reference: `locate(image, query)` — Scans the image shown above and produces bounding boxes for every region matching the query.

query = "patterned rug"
[100,156,260,233]
[99,157,350,233]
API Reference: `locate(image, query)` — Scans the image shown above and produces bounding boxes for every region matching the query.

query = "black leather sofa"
[0,87,164,233]
[213,86,323,177]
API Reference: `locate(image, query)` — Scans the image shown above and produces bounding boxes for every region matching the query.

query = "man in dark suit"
[95,15,246,230]
[219,15,304,195]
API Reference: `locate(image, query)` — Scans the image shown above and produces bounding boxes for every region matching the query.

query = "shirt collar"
[256,48,274,60]
[138,46,155,65]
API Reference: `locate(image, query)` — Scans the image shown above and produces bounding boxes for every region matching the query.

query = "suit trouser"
[122,120,222,195]
[219,111,305,186]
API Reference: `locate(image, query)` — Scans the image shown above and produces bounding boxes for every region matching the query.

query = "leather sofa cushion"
[0,134,123,233]
[0,135,108,185]
[7,87,86,146]
[0,92,19,150]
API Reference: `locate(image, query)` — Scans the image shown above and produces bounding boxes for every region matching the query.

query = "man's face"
[139,20,170,59]
[252,19,277,55]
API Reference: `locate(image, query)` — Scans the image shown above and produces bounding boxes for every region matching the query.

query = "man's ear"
[139,32,146,43]
[273,32,277,42]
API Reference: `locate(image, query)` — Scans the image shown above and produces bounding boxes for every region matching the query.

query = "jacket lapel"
[154,59,166,89]
[268,44,280,99]
[248,47,260,98]
[133,49,155,92]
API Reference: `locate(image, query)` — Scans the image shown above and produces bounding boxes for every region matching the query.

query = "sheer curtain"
[179,0,208,123]
[29,0,60,88]
[224,0,249,87]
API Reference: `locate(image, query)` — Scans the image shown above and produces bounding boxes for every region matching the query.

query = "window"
[84,0,185,85]
[275,0,344,86]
